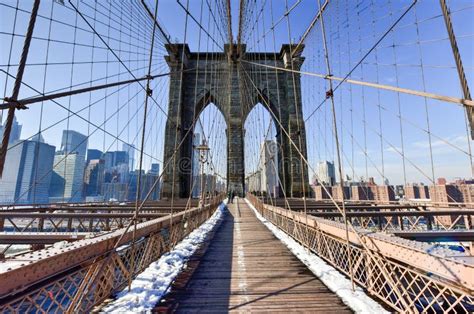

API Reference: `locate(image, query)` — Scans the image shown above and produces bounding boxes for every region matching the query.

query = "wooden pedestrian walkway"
[159,198,352,313]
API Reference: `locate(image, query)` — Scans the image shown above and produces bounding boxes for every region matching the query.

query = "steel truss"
[247,194,474,313]
[0,195,224,312]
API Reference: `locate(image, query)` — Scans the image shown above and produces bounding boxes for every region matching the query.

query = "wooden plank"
[159,198,352,313]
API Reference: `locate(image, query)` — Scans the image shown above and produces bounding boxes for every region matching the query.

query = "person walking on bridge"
[228,190,234,203]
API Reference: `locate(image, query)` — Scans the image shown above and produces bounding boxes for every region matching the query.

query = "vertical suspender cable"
[128,0,160,291]
[317,0,354,291]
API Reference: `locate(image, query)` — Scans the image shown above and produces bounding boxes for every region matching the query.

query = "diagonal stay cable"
[68,0,169,117]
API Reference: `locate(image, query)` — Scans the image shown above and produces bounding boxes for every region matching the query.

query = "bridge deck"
[161,198,351,313]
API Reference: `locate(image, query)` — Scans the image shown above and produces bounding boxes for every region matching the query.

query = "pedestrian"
[228,190,233,203]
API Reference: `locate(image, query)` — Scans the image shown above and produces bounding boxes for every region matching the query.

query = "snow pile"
[53,241,72,249]
[245,199,388,314]
[0,244,30,257]
[102,201,227,313]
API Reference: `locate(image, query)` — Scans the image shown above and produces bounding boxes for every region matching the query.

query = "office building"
[49,152,85,202]
[331,186,351,201]
[259,140,278,196]
[122,143,136,171]
[0,116,22,145]
[246,171,262,194]
[313,185,331,200]
[86,149,102,163]
[405,184,430,200]
[102,182,128,202]
[128,169,160,201]
[0,139,55,204]
[61,130,87,158]
[316,161,336,186]
[192,133,201,177]
[148,163,160,175]
[351,186,372,201]
[103,151,128,170]
[84,159,105,196]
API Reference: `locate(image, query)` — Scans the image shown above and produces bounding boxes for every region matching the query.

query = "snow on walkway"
[102,201,227,313]
[244,198,389,314]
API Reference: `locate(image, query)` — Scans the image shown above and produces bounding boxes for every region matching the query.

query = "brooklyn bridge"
[0,0,473,312]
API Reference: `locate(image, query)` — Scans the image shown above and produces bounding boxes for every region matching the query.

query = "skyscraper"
[259,140,278,196]
[122,143,135,171]
[84,159,105,196]
[192,133,201,176]
[148,163,160,175]
[0,139,55,204]
[0,116,22,145]
[61,130,87,158]
[192,133,201,198]
[316,161,336,186]
[86,149,102,163]
[49,152,85,202]
[103,151,128,170]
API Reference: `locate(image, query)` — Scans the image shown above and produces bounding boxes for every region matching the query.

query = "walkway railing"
[247,193,474,313]
[0,194,224,312]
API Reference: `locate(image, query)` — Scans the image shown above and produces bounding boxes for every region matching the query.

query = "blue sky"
[1,0,473,185]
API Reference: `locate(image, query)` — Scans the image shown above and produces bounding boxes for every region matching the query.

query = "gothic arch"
[161,43,309,198]
[194,90,229,127]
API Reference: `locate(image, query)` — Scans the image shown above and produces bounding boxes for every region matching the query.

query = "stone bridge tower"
[161,43,309,198]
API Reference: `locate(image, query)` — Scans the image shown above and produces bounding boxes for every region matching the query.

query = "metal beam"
[392,230,474,242]
[306,209,474,217]
[0,203,215,297]
[0,212,170,219]
[0,232,91,244]
[263,203,474,290]
[0,0,40,178]
[0,72,173,110]
[241,60,474,108]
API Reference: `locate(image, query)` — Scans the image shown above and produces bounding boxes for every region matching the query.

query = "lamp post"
[196,140,210,207]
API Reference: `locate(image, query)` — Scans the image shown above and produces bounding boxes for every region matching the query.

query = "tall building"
[316,161,336,186]
[331,186,351,201]
[49,152,85,202]
[313,185,331,200]
[148,163,160,175]
[84,159,105,196]
[246,171,262,194]
[370,185,396,204]
[102,182,128,202]
[86,149,102,163]
[192,133,201,176]
[259,140,278,196]
[192,173,217,198]
[128,170,160,201]
[429,184,463,204]
[122,143,135,171]
[191,133,201,198]
[103,151,128,170]
[405,184,430,200]
[61,130,87,158]
[146,166,161,200]
[351,186,372,201]
[0,116,22,145]
[0,139,55,204]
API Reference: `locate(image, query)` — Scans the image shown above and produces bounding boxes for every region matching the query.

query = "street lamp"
[196,139,210,207]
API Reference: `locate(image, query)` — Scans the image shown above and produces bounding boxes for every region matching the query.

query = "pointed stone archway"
[161,44,309,198]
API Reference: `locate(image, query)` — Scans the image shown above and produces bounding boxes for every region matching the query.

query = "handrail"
[246,193,474,313]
